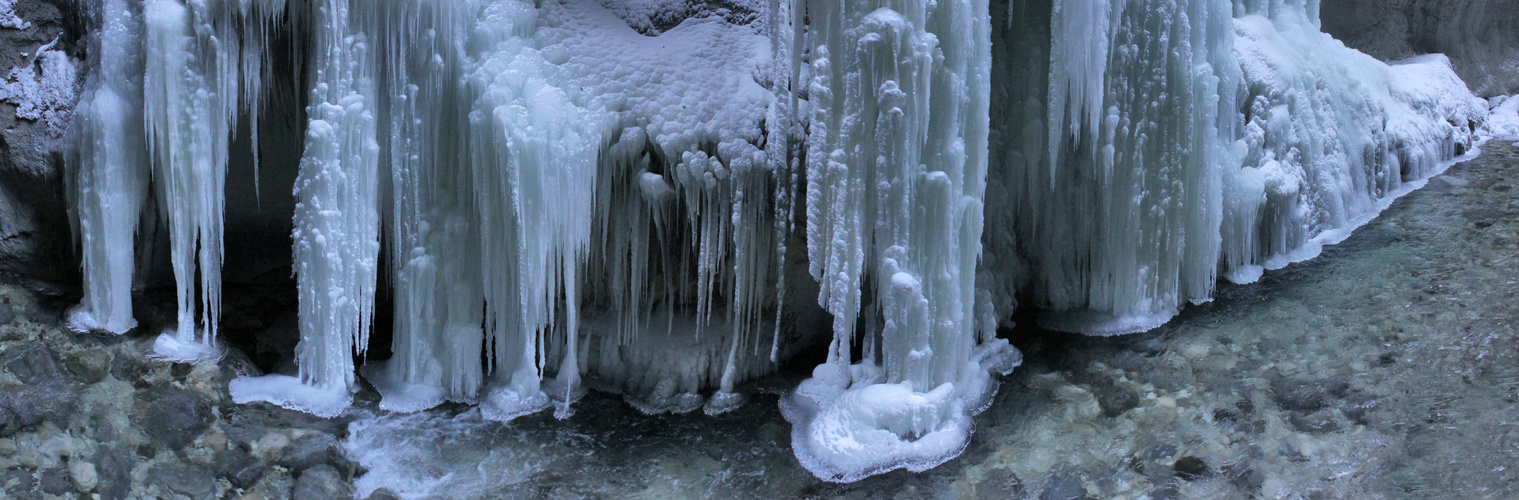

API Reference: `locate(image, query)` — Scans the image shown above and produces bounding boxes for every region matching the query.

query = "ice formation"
[0,38,75,137]
[61,0,1487,483]
[1486,95,1519,140]
[0,0,28,30]
[66,0,142,336]
[981,0,1485,336]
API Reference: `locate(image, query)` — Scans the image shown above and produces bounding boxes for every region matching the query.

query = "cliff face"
[0,0,80,288]
[1320,0,1519,97]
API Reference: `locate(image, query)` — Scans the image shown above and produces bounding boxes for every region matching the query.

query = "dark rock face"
[1321,0,1519,97]
[135,387,214,450]
[0,0,81,286]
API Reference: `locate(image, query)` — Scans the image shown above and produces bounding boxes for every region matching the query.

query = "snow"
[1227,7,1485,279]
[1486,95,1519,140]
[0,38,75,137]
[147,330,226,364]
[0,0,29,29]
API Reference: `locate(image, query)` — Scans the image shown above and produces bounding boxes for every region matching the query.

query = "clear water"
[346,143,1519,499]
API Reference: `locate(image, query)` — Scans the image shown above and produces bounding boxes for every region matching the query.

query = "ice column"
[1004,0,1240,335]
[231,0,381,416]
[140,0,285,360]
[365,0,486,413]
[466,0,600,421]
[784,0,1018,482]
[66,0,149,335]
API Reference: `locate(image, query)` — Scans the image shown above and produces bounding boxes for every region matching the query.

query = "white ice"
[1486,95,1519,140]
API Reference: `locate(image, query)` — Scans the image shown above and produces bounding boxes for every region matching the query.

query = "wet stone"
[279,432,354,478]
[1288,409,1341,433]
[366,487,404,500]
[69,460,97,493]
[1173,456,1209,481]
[1040,472,1093,500]
[1091,382,1139,418]
[974,467,1023,500]
[170,362,193,380]
[146,463,215,499]
[109,355,150,388]
[293,464,351,500]
[1270,378,1348,412]
[93,448,132,500]
[3,466,34,493]
[136,387,214,450]
[0,301,14,325]
[0,381,80,431]
[37,466,70,495]
[0,405,18,437]
[218,347,263,385]
[2,341,62,383]
[213,448,267,488]
[65,350,111,385]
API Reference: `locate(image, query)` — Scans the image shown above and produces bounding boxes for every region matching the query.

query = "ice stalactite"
[466,0,600,421]
[232,0,381,416]
[66,0,148,336]
[141,0,285,361]
[68,0,282,342]
[781,0,1019,482]
[362,0,485,414]
[465,0,785,419]
[988,0,1482,336]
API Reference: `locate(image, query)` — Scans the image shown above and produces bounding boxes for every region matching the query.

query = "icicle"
[65,0,148,336]
[142,0,235,363]
[362,0,484,414]
[230,0,381,417]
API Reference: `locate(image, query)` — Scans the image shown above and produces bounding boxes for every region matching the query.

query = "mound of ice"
[783,340,1019,482]
[1487,95,1519,140]
[229,374,353,418]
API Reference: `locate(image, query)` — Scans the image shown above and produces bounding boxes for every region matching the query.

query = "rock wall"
[0,0,80,290]
[1320,0,1519,97]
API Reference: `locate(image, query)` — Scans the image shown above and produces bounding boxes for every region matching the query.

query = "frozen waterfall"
[60,0,1485,483]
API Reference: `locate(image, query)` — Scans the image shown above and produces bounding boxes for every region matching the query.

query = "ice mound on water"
[1487,95,1519,140]
[784,341,1019,482]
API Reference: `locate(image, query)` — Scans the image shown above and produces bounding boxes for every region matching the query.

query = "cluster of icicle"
[62,0,1483,482]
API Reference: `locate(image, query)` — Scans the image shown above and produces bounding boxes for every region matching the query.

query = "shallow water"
[347,142,1519,499]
